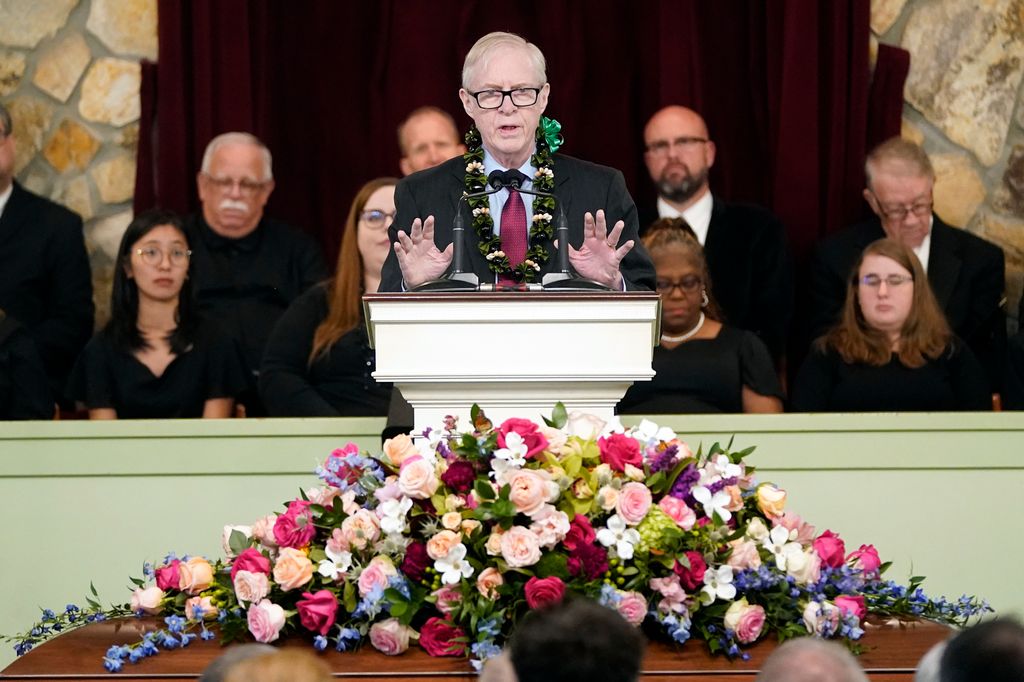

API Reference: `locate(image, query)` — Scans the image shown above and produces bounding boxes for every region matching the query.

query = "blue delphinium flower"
[41,609,55,622]
[313,635,328,651]
[164,615,186,634]
[335,627,361,652]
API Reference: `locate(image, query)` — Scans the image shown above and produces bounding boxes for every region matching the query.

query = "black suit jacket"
[0,181,93,399]
[639,196,792,360]
[379,154,656,292]
[809,215,1006,388]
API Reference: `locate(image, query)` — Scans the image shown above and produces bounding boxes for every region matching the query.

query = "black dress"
[790,339,991,412]
[259,284,392,417]
[618,325,783,414]
[68,323,248,418]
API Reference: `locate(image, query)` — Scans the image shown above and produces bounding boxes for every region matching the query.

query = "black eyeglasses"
[656,275,702,295]
[468,88,542,110]
[360,209,395,229]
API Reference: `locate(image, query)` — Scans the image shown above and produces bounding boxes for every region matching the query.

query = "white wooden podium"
[363,291,660,431]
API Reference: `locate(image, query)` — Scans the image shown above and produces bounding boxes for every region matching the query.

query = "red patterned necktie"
[499,177,528,285]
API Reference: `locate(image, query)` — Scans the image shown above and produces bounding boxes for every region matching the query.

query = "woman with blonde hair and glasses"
[792,238,989,411]
[618,218,783,414]
[259,178,397,416]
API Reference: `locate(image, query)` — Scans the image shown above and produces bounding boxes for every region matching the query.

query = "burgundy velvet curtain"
[136,0,902,269]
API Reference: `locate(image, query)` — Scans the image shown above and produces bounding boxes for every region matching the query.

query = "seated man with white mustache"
[185,132,327,415]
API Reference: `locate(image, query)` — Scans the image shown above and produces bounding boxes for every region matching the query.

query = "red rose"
[155,559,180,591]
[813,530,846,568]
[230,548,271,580]
[674,550,706,591]
[524,576,566,609]
[296,589,339,636]
[563,515,596,551]
[273,499,317,548]
[497,418,549,459]
[598,433,643,472]
[419,617,466,657]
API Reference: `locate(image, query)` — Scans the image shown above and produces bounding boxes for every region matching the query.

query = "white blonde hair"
[200,132,273,181]
[461,32,546,90]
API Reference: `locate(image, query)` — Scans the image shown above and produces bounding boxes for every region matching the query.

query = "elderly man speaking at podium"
[379,32,655,293]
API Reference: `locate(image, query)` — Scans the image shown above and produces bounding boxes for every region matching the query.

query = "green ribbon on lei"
[539,116,563,153]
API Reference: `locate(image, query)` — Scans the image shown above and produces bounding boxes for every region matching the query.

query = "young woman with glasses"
[617,218,783,414]
[792,238,989,411]
[68,209,247,418]
[258,178,397,416]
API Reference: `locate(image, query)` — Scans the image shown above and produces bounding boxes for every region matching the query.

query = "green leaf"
[474,479,496,501]
[228,529,250,557]
[343,581,357,613]
[550,402,568,429]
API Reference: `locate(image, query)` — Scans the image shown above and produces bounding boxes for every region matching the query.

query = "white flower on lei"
[700,564,736,605]
[491,431,529,479]
[692,485,733,524]
[763,524,804,571]
[377,496,413,536]
[634,419,677,444]
[317,545,353,581]
[596,514,642,560]
[434,543,474,585]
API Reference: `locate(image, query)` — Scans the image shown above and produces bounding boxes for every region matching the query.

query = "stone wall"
[873,0,1024,328]
[0,0,156,325]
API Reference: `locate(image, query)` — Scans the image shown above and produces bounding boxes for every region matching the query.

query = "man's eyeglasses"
[871,192,932,222]
[136,246,191,267]
[202,174,269,196]
[858,274,913,288]
[468,88,542,110]
[360,209,395,229]
[645,136,708,157]
[656,275,702,295]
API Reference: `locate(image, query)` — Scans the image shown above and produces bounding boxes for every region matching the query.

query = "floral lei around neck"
[463,116,564,282]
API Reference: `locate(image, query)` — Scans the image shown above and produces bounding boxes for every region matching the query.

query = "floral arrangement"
[9,407,988,672]
[463,117,560,282]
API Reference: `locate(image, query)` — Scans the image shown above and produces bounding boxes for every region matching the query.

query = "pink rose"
[813,530,846,568]
[497,418,549,458]
[419,617,467,657]
[774,511,816,544]
[273,546,314,591]
[476,567,504,599]
[726,539,762,571]
[433,585,462,615]
[247,599,286,643]
[130,586,164,615]
[297,589,339,636]
[273,500,317,549]
[178,557,214,595]
[154,559,180,591]
[251,514,279,549]
[341,509,381,551]
[185,596,216,621]
[383,434,418,467]
[835,595,867,622]
[674,551,707,592]
[230,548,271,580]
[529,506,570,549]
[370,618,413,655]
[358,555,397,597]
[506,469,554,516]
[724,598,766,644]
[500,526,542,568]
[565,412,606,439]
[524,576,565,609]
[616,482,653,525]
[847,544,882,577]
[598,433,643,472]
[398,456,440,499]
[616,591,648,626]
[658,496,696,530]
[233,570,270,604]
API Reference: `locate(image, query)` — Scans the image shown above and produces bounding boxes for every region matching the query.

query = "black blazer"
[380,154,656,292]
[808,215,1006,388]
[639,196,792,360]
[0,181,93,398]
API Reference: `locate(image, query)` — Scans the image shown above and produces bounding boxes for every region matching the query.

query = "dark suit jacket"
[379,154,656,292]
[808,215,1006,388]
[0,181,93,399]
[639,196,792,360]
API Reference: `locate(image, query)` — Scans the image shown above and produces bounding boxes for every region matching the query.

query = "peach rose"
[538,425,568,453]
[485,529,505,556]
[341,509,381,551]
[370,618,414,655]
[357,555,397,597]
[305,486,341,508]
[476,567,504,599]
[725,485,745,512]
[273,547,314,591]
[597,485,620,511]
[616,482,653,525]
[442,511,463,530]
[658,496,696,530]
[185,595,217,621]
[383,434,418,467]
[461,519,482,536]
[130,586,164,615]
[500,526,542,568]
[178,557,214,595]
[726,539,762,571]
[426,530,462,560]
[234,569,270,604]
[506,469,555,516]
[756,484,787,517]
[398,456,440,499]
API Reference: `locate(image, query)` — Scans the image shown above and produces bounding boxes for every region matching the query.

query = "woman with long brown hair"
[618,218,783,414]
[259,178,397,416]
[792,238,989,411]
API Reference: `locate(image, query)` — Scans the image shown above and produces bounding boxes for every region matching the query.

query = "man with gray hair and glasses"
[808,137,1005,392]
[185,132,327,415]
[0,100,93,412]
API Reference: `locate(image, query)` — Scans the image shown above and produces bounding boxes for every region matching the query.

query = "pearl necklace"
[660,312,705,344]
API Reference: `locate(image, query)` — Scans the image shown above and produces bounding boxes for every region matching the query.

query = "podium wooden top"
[1,617,951,680]
[363,290,660,304]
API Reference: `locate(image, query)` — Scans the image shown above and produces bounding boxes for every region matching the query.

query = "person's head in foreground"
[938,618,1024,682]
[755,637,869,682]
[198,643,276,681]
[222,648,333,682]
[508,598,645,682]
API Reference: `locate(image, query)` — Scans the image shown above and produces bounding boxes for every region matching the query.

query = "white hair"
[461,32,546,90]
[200,132,273,181]
[756,638,869,682]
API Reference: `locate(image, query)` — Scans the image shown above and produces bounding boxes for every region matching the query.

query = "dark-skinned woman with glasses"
[618,218,783,415]
[68,209,247,418]
[792,238,989,411]
[259,178,397,416]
